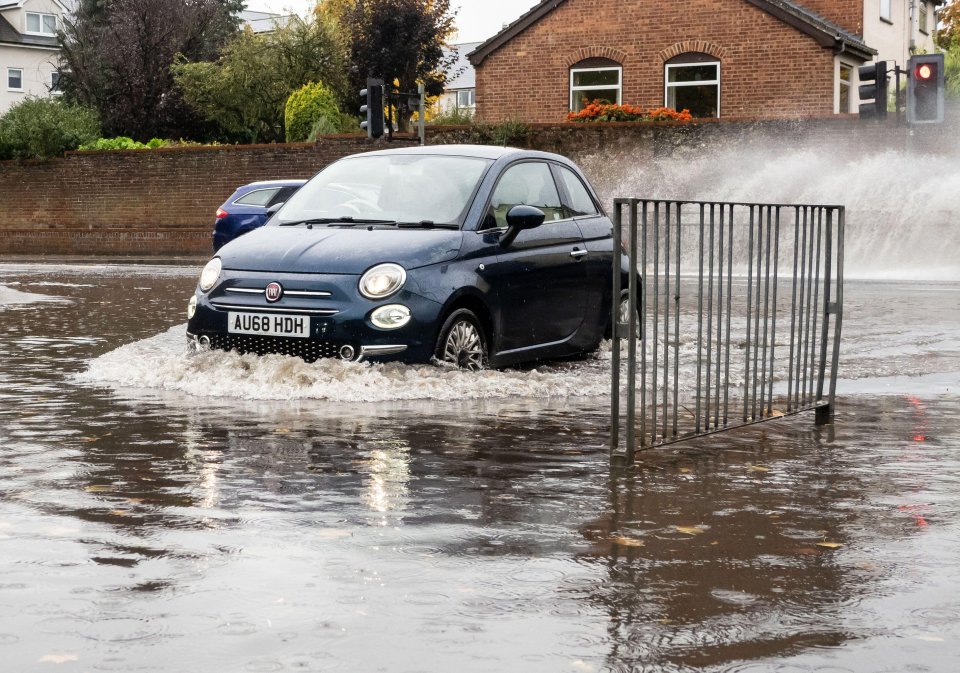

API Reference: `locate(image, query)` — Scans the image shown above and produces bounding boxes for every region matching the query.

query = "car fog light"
[198,257,222,293]
[187,295,198,319]
[359,263,406,299]
[370,304,411,329]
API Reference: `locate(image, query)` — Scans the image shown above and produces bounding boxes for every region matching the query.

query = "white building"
[0,0,67,114]
[437,42,480,114]
[240,9,293,34]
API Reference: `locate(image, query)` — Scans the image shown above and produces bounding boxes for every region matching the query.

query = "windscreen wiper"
[279,217,397,227]
[394,221,460,230]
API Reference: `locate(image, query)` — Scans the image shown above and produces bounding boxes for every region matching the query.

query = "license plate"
[227,312,310,338]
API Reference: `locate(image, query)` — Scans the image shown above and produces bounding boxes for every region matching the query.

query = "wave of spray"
[579,117,960,281]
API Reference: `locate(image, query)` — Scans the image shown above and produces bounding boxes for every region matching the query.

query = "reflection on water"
[1,264,959,672]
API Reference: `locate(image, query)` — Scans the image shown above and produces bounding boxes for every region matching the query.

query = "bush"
[76,137,206,151]
[429,106,475,125]
[0,97,100,160]
[285,81,342,142]
[567,100,693,123]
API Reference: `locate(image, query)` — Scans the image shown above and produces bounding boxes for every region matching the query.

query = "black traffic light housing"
[857,61,887,120]
[906,54,944,124]
[360,78,385,139]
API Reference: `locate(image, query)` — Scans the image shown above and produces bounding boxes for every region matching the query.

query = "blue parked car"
[187,145,635,370]
[212,180,307,250]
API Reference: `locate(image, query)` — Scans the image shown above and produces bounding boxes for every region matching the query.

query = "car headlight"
[359,263,406,299]
[370,304,411,330]
[187,294,198,319]
[199,258,222,293]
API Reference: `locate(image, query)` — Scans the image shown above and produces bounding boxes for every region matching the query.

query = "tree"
[285,82,343,141]
[0,98,100,160]
[172,15,348,143]
[330,0,457,132]
[58,0,242,141]
[936,1,960,49]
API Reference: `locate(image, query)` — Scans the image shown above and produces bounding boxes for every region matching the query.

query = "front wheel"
[435,309,487,371]
[606,291,641,339]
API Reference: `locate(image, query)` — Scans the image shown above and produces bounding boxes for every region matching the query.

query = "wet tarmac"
[1,263,958,672]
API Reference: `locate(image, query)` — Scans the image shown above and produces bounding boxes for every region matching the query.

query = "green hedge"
[284,81,343,142]
[0,97,100,160]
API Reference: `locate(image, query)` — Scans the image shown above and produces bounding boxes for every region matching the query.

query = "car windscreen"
[274,154,492,226]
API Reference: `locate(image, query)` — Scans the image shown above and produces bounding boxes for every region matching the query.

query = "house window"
[26,12,58,35]
[7,68,23,91]
[570,58,622,112]
[839,63,853,113]
[456,89,475,109]
[664,53,720,118]
[919,2,929,34]
[880,0,891,23]
[50,72,62,93]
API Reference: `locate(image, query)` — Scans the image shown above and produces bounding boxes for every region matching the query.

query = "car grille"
[209,334,343,362]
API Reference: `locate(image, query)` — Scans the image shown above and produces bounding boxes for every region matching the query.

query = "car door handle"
[570,249,589,259]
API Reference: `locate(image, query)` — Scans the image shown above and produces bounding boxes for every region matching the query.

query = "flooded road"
[1,263,958,672]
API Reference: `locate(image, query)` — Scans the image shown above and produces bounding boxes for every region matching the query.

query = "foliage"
[946,42,960,99]
[173,15,348,143]
[327,0,457,132]
[76,137,204,151]
[285,82,342,141]
[0,97,100,160]
[428,106,474,125]
[936,1,960,49]
[57,0,243,141]
[567,100,694,123]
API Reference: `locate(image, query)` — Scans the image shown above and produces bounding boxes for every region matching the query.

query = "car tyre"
[606,290,641,340]
[435,309,487,371]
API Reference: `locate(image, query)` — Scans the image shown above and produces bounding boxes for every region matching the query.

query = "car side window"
[558,167,599,217]
[234,188,280,207]
[268,186,299,207]
[486,162,563,229]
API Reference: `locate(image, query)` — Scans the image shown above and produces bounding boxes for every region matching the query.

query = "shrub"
[285,81,342,142]
[77,137,206,151]
[0,97,100,160]
[429,106,475,126]
[567,100,693,123]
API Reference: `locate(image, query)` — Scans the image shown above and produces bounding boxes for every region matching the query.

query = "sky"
[249,0,540,43]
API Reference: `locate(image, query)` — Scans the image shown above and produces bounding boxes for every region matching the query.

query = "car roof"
[242,179,308,188]
[355,144,523,160]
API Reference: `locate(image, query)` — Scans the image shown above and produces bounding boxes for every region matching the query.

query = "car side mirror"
[500,205,545,248]
[266,202,285,218]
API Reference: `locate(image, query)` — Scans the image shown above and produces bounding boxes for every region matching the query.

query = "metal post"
[418,83,426,146]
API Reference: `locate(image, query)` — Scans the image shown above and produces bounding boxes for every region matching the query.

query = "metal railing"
[611,199,844,462]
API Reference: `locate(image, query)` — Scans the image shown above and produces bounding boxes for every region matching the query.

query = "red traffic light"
[915,63,933,80]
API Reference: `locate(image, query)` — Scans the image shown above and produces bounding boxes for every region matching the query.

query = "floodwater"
[1,263,959,673]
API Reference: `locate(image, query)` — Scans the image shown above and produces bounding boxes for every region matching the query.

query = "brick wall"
[798,0,863,35]
[473,0,843,123]
[0,116,949,257]
[0,137,392,256]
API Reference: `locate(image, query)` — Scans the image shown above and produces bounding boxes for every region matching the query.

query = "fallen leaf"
[109,510,130,517]
[83,485,111,493]
[816,541,843,549]
[770,410,785,418]
[679,467,692,473]
[747,465,770,472]
[676,526,705,535]
[610,536,645,547]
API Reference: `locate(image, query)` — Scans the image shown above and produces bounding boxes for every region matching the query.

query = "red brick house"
[467,0,882,122]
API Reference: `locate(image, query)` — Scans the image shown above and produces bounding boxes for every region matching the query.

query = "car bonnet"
[216,225,463,274]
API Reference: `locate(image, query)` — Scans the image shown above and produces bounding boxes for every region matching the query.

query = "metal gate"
[610,199,844,462]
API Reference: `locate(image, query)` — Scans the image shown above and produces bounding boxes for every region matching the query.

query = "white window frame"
[919,2,929,34]
[879,0,892,23]
[455,88,475,109]
[838,60,854,114]
[569,66,623,111]
[7,68,24,92]
[663,60,721,118]
[25,12,58,36]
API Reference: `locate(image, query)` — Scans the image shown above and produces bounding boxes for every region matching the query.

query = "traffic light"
[360,78,385,139]
[857,61,887,120]
[906,54,944,124]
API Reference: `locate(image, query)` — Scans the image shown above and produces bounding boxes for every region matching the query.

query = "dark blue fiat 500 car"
[212,179,307,251]
[187,145,633,369]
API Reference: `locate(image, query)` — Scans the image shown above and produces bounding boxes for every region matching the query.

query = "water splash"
[579,121,960,281]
